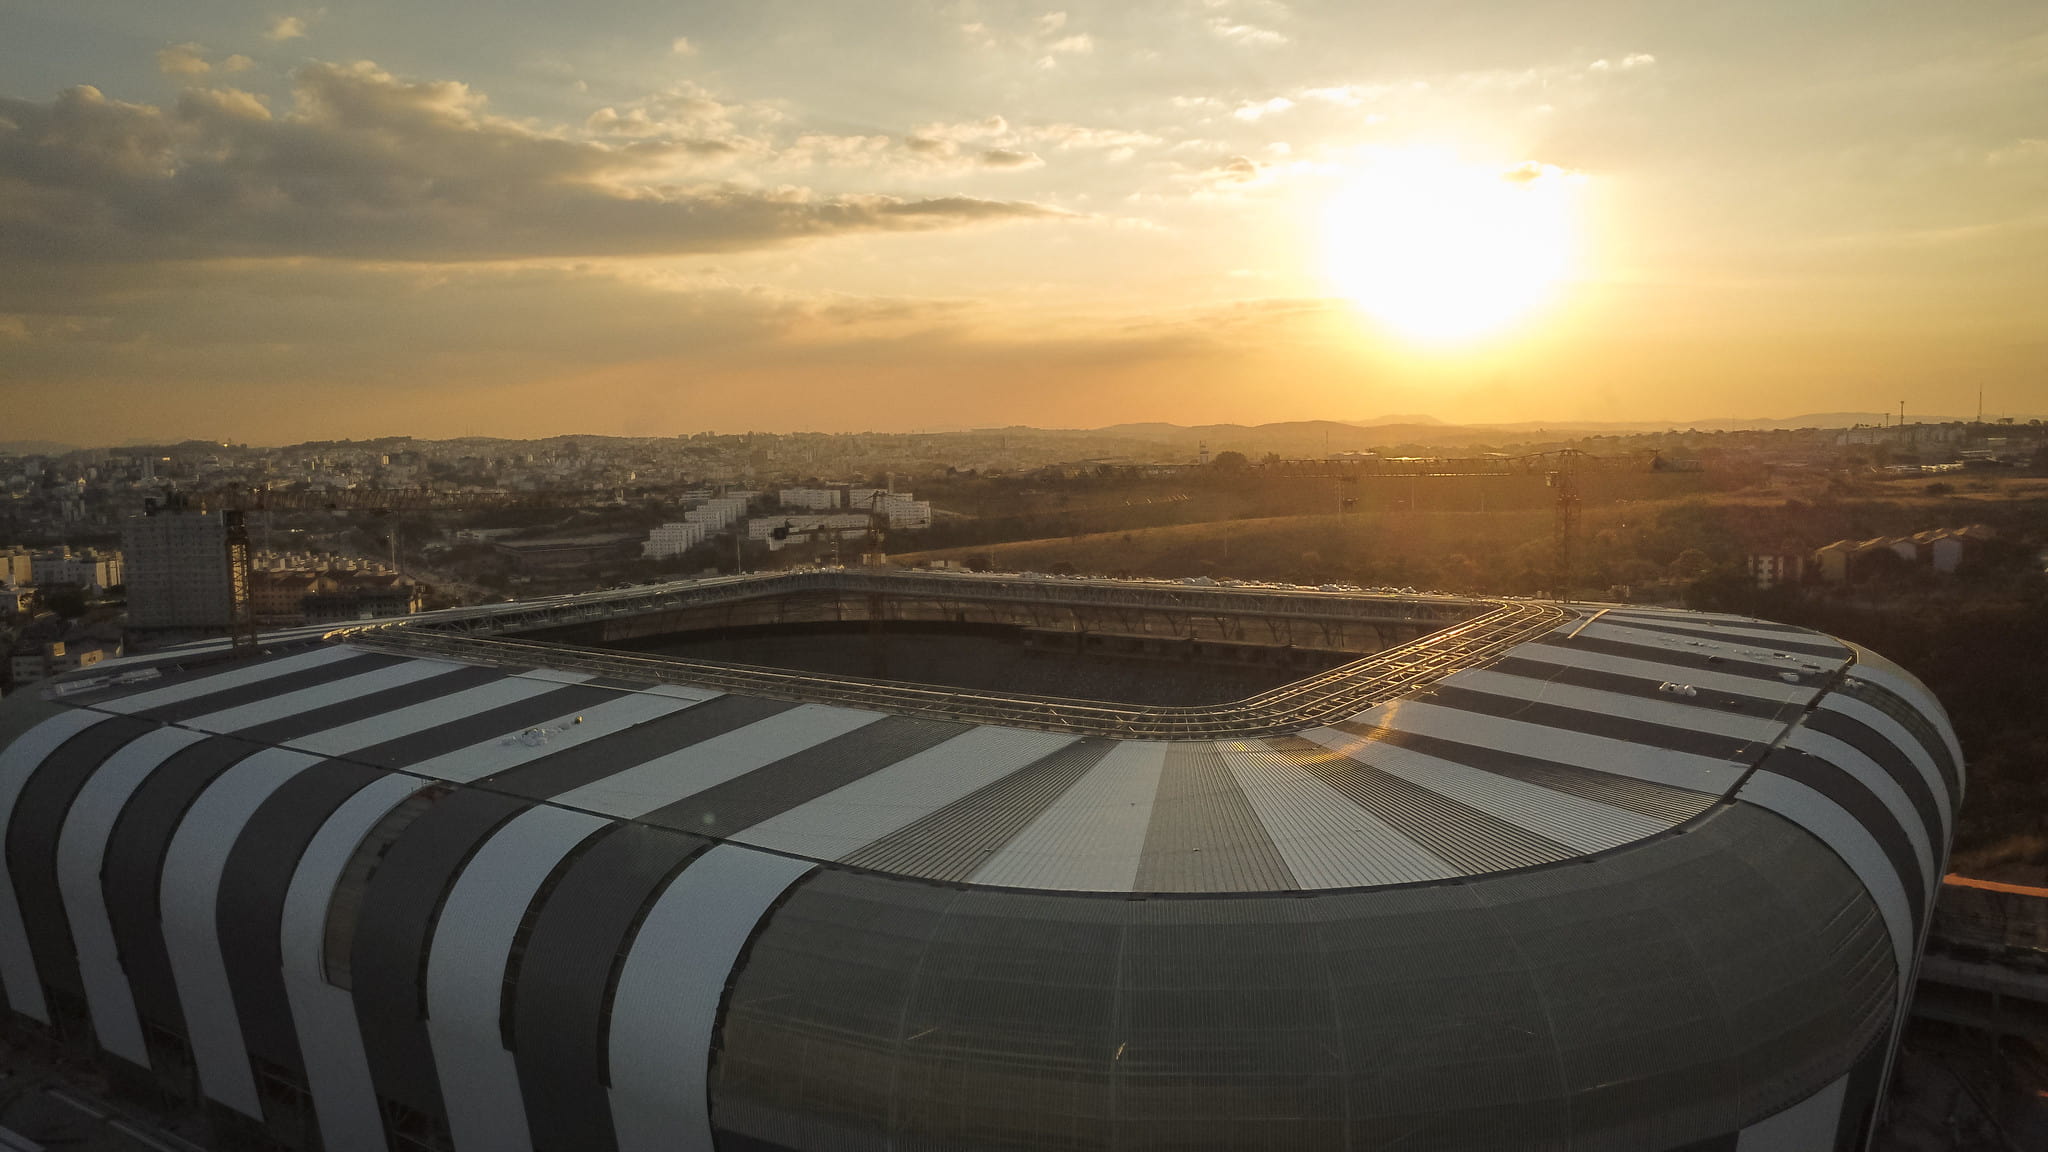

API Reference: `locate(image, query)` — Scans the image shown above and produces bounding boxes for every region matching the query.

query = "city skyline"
[3,1,2046,443]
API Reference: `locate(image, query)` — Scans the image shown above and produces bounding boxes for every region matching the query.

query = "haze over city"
[5,0,2046,444]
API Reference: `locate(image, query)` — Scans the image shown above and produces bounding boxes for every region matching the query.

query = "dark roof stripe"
[218,761,388,1076]
[1419,683,1768,764]
[226,664,512,746]
[1323,722,1716,825]
[351,788,531,1119]
[637,716,970,841]
[1750,747,1926,931]
[511,824,707,1152]
[101,734,268,1035]
[1528,632,1819,683]
[1802,709,1946,858]
[1828,678,1960,808]
[1484,656,1809,726]
[120,653,403,723]
[344,682,626,769]
[1134,742,1296,893]
[1602,619,1848,659]
[1596,610,1824,638]
[477,695,798,801]
[839,739,1118,881]
[6,716,159,1006]
[1264,736,1579,876]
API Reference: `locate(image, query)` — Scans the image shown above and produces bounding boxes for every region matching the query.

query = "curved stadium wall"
[0,573,1961,1152]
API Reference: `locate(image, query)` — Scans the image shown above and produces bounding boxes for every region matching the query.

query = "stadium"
[0,569,1960,1152]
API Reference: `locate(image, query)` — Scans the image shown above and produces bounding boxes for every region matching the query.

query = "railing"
[333,571,1566,739]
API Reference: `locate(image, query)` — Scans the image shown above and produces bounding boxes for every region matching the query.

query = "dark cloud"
[978,147,1044,168]
[0,63,1059,264]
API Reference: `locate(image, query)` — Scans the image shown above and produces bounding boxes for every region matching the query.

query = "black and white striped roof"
[0,585,1962,1152]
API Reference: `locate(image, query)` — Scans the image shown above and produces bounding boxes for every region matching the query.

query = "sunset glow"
[1323,149,1582,344]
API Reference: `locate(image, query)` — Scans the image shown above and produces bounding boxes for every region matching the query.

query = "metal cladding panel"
[733,726,1078,860]
[0,708,112,1021]
[284,672,598,754]
[217,758,387,1073]
[1296,726,1669,856]
[1831,676,1962,809]
[512,823,708,1152]
[1419,681,1773,763]
[6,714,157,1007]
[611,845,815,1152]
[711,805,1895,1152]
[546,703,877,818]
[968,741,1167,891]
[1319,722,1717,825]
[1838,644,1963,769]
[280,774,427,1152]
[351,787,532,1117]
[101,734,265,1034]
[1547,623,1841,681]
[160,747,322,1117]
[1214,739,1456,889]
[1362,699,1748,796]
[228,664,516,747]
[1476,656,1815,724]
[345,682,625,769]
[428,805,609,1152]
[56,726,210,1066]
[1812,696,1953,835]
[486,694,800,803]
[1133,742,1296,893]
[638,715,971,841]
[1736,771,1916,983]
[1436,667,1791,742]
[839,739,1118,882]
[1744,747,1926,929]
[95,646,376,719]
[1784,730,1935,896]
[400,691,701,784]
[1735,1076,1846,1152]
[1593,617,1849,659]
[1500,641,1826,706]
[1261,736,1577,878]
[1598,608,1816,635]
[178,658,471,734]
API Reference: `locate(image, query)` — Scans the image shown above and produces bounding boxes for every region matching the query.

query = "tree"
[1211,451,1249,472]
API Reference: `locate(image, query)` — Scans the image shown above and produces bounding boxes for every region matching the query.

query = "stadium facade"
[0,571,1960,1151]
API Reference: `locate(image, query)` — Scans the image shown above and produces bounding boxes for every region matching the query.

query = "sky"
[1,0,2045,444]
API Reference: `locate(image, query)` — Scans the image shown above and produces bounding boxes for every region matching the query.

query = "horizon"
[4,2,2046,443]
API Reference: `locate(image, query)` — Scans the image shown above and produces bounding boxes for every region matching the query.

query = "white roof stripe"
[1445,668,1788,743]
[1215,740,1455,889]
[969,741,1168,892]
[1298,727,1672,854]
[1506,641,1824,705]
[1363,699,1748,794]
[735,726,1078,860]
[91,645,362,714]
[283,673,598,756]
[179,658,470,733]
[404,692,702,784]
[548,704,887,818]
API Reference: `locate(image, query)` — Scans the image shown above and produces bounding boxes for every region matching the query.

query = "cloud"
[1232,96,1294,121]
[157,43,212,76]
[223,54,256,73]
[1049,34,1095,55]
[978,148,1044,169]
[265,15,309,42]
[0,65,1060,265]
[1027,124,1163,151]
[1588,53,1656,72]
[671,36,697,56]
[1207,18,1286,47]
[1038,12,1068,35]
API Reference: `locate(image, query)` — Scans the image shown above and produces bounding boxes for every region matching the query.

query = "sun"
[1323,148,1583,344]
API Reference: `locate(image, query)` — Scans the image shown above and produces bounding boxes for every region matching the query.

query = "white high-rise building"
[643,522,708,560]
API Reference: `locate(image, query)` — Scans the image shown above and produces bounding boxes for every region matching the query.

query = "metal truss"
[334,571,1567,739]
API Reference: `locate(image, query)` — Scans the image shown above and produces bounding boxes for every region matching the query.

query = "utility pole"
[1548,452,1581,604]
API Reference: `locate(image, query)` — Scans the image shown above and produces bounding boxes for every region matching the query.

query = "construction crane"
[156,486,629,658]
[1256,449,1661,603]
